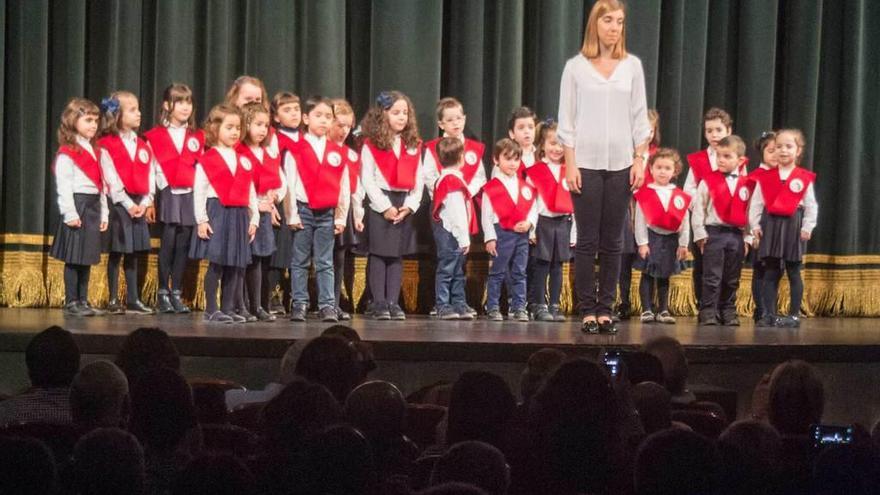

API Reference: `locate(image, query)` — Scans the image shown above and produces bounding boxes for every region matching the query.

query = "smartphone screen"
[810,424,854,447]
[604,351,621,378]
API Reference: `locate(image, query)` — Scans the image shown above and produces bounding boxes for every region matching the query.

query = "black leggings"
[639,273,670,313]
[763,258,804,317]
[108,252,140,303]
[531,259,563,307]
[368,254,402,305]
[334,247,346,309]
[246,256,271,313]
[64,263,91,303]
[158,223,191,292]
[204,263,242,314]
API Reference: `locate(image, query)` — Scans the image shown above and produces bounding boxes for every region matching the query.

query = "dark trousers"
[763,258,804,317]
[699,226,745,320]
[64,263,91,304]
[433,222,467,309]
[158,223,191,292]
[486,226,529,311]
[572,167,632,317]
[334,246,346,309]
[751,253,768,318]
[531,259,563,307]
[246,255,271,313]
[108,252,140,303]
[639,273,670,313]
[369,254,402,305]
[691,240,704,304]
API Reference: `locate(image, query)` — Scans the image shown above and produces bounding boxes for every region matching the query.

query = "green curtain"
[2,0,878,312]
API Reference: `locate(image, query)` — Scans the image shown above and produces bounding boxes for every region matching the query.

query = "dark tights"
[204,263,242,314]
[64,264,91,303]
[639,273,670,313]
[531,259,563,306]
[246,256,271,313]
[368,254,402,305]
[108,252,140,303]
[158,224,191,292]
[763,258,804,316]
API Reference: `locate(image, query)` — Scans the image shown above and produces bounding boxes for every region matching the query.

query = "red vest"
[426,137,485,186]
[687,149,748,185]
[199,148,253,207]
[98,135,152,195]
[432,173,478,235]
[294,138,348,210]
[343,145,361,195]
[365,139,420,190]
[275,129,302,170]
[528,161,574,214]
[235,143,283,195]
[633,186,692,232]
[483,176,536,230]
[143,126,203,188]
[754,166,816,217]
[55,145,103,190]
[703,171,755,228]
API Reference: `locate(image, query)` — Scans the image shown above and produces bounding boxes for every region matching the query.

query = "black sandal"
[581,319,600,334]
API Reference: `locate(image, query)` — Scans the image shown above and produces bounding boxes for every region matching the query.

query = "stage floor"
[0,308,878,364]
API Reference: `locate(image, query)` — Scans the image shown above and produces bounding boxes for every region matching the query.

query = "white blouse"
[557,53,652,171]
[360,135,423,214]
[192,146,260,227]
[55,137,109,223]
[152,124,193,194]
[100,130,155,209]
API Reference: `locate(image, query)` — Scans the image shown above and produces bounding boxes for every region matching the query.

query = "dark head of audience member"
[519,348,566,407]
[644,336,692,402]
[69,360,130,431]
[623,351,666,386]
[115,327,181,381]
[529,358,623,494]
[172,454,257,495]
[447,371,516,450]
[419,482,489,495]
[26,325,80,389]
[717,420,782,495]
[813,443,880,495]
[294,335,365,402]
[129,367,197,455]
[431,441,510,495]
[0,436,57,495]
[635,428,720,495]
[767,359,824,436]
[71,427,145,495]
[261,379,342,454]
[345,380,407,439]
[632,381,673,434]
[296,425,378,495]
[323,324,378,375]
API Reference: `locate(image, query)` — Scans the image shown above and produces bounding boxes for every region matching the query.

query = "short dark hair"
[0,436,57,494]
[26,326,80,387]
[767,360,824,436]
[492,138,521,161]
[295,335,364,402]
[115,327,181,381]
[437,136,464,167]
[507,106,536,132]
[70,360,130,430]
[129,367,197,451]
[643,336,689,396]
[261,379,342,453]
[718,135,747,158]
[72,428,145,495]
[635,428,721,495]
[447,371,516,449]
[431,441,510,495]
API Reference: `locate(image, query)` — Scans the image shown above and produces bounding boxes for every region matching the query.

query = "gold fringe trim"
[466,258,489,312]
[401,260,420,313]
[559,262,574,314]
[352,256,367,311]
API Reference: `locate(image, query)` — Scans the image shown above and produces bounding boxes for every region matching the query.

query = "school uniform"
[271,128,301,269]
[482,173,538,313]
[333,143,366,316]
[237,141,286,258]
[691,169,755,324]
[50,138,110,307]
[286,132,350,312]
[361,136,423,313]
[747,163,775,319]
[432,168,477,315]
[422,136,487,198]
[527,161,576,309]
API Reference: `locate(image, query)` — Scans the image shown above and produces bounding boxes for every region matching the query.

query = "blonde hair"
[648,109,661,146]
[435,97,464,122]
[99,90,138,136]
[581,0,627,59]
[203,104,241,147]
[225,75,269,111]
[331,98,354,119]
[776,128,808,165]
[648,147,683,176]
[158,83,196,131]
[240,102,270,147]
[57,97,100,150]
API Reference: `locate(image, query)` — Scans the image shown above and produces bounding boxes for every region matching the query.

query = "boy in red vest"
[431,137,478,320]
[482,139,537,322]
[692,135,754,326]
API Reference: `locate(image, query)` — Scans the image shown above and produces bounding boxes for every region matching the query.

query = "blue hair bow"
[376,91,394,110]
[100,97,120,115]
[543,116,556,126]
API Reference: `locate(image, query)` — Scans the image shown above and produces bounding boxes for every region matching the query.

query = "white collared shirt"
[422,135,488,198]
[192,146,260,226]
[530,161,577,241]
[481,172,539,243]
[54,137,109,223]
[436,168,472,249]
[634,183,690,247]
[284,132,350,227]
[360,135,424,214]
[100,130,155,209]
[691,178,753,244]
[153,124,193,194]
[749,165,819,235]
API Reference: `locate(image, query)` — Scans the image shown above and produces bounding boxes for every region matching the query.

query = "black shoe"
[699,316,719,326]
[722,316,741,326]
[372,302,391,321]
[63,301,85,317]
[157,290,175,313]
[582,319,600,334]
[598,319,618,334]
[756,315,778,327]
[106,299,125,315]
[776,315,801,328]
[126,300,155,315]
[225,311,247,323]
[255,307,276,322]
[170,290,191,313]
[319,306,339,323]
[204,311,234,324]
[388,303,406,321]
[237,308,257,323]
[531,304,554,322]
[289,304,307,322]
[613,306,630,322]
[549,304,566,322]
[80,301,105,317]
[336,307,351,321]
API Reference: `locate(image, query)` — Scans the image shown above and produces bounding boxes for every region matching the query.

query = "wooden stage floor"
[0,308,878,365]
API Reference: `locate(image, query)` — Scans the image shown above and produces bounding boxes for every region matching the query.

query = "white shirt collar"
[648,182,676,190]
[439,167,464,180]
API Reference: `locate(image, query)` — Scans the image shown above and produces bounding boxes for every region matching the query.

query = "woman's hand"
[565,161,581,194]
[630,156,645,190]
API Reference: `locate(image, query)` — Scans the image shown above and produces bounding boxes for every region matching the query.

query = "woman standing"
[558,0,651,334]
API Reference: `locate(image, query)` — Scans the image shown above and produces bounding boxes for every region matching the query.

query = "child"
[285,96,350,323]
[617,109,660,320]
[684,108,746,305]
[507,107,538,178]
[144,83,203,314]
[236,102,287,321]
[267,91,302,314]
[751,129,818,328]
[360,91,423,320]
[330,98,364,320]
[431,137,478,320]
[527,119,576,322]
[190,104,259,323]
[748,132,778,322]
[633,148,691,324]
[691,135,754,326]
[483,138,537,322]
[50,98,109,316]
[225,75,269,110]
[98,91,155,315]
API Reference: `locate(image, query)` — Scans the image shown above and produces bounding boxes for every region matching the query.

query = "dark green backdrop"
[1,0,879,313]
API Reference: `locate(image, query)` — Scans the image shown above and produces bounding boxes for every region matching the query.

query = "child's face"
[218,114,241,148]
[274,102,301,129]
[247,112,270,146]
[494,151,521,177]
[704,118,731,149]
[329,112,354,144]
[762,140,778,168]
[715,145,743,173]
[651,157,676,185]
[167,99,193,126]
[119,95,141,131]
[76,114,99,140]
[438,105,466,138]
[542,130,564,163]
[385,99,409,134]
[509,117,536,149]
[303,102,333,137]
[236,83,263,107]
[597,9,625,48]
[774,133,800,167]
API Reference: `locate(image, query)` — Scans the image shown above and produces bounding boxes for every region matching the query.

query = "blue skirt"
[107,194,151,254]
[534,214,573,262]
[189,198,252,268]
[367,190,417,257]
[759,208,806,262]
[634,230,685,279]
[336,207,364,250]
[251,211,276,258]
[50,193,102,266]
[158,187,196,227]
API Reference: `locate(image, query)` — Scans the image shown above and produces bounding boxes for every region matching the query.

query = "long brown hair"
[225,75,269,111]
[240,102,270,147]
[581,0,627,59]
[99,90,137,137]
[57,98,100,150]
[158,83,197,131]
[359,90,420,150]
[203,104,242,148]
